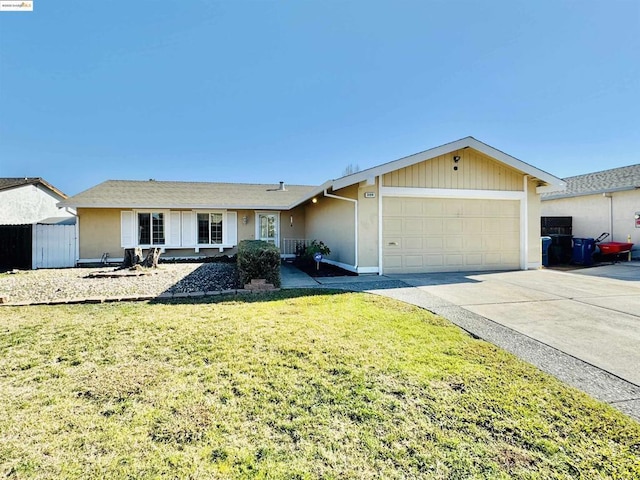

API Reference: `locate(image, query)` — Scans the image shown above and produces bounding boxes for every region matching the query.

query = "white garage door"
[383,197,520,274]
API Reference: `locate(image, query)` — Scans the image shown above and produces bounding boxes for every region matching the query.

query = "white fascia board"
[464,138,564,188]
[381,186,526,200]
[331,136,565,191]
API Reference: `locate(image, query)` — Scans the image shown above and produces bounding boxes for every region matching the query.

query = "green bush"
[237,240,281,287]
[303,240,331,259]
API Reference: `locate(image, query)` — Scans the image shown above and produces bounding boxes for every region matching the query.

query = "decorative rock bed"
[0,263,243,306]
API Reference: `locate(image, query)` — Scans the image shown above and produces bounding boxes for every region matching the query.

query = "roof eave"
[61,202,298,210]
[542,185,639,201]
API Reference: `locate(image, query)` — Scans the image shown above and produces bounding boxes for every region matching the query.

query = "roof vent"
[268,181,287,192]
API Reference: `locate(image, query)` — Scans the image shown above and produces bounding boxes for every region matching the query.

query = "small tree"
[342,163,360,177]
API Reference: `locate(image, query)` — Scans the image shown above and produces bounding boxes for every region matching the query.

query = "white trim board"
[381,187,526,200]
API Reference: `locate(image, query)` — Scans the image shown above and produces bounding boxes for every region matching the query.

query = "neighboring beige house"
[59,137,565,274]
[0,178,74,224]
[542,164,640,259]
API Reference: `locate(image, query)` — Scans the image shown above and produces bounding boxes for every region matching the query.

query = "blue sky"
[1,0,638,196]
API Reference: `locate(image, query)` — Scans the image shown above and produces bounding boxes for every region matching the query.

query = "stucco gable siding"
[0,185,71,225]
[382,148,523,191]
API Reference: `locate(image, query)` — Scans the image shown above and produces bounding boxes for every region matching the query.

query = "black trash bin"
[548,234,573,264]
[541,236,552,267]
[572,238,595,266]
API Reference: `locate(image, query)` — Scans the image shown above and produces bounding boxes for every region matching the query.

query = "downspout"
[604,193,613,239]
[522,175,529,270]
[378,175,383,275]
[323,189,358,271]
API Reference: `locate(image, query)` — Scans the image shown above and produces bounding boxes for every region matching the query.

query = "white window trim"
[134,209,170,248]
[255,211,280,247]
[194,210,228,247]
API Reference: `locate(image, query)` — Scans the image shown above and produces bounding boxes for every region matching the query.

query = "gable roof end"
[0,177,68,199]
[329,137,565,194]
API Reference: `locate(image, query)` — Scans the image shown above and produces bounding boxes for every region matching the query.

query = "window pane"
[260,216,269,239]
[268,216,275,238]
[197,213,209,244]
[138,213,151,244]
[152,213,165,245]
[211,213,223,244]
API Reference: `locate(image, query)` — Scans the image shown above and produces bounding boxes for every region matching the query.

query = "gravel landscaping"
[0,263,239,305]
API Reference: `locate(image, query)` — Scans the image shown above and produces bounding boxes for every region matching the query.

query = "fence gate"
[0,225,32,270]
[32,224,77,269]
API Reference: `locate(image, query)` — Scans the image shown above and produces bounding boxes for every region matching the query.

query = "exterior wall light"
[312,198,318,204]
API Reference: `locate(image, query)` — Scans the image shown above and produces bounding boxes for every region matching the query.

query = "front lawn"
[1,291,638,479]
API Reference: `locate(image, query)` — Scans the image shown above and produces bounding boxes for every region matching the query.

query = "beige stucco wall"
[357,180,380,269]
[280,205,306,246]
[542,190,640,258]
[78,207,307,261]
[383,148,524,191]
[304,185,357,267]
[527,177,542,267]
[78,208,122,259]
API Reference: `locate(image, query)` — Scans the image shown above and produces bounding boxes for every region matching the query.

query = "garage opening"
[382,197,520,274]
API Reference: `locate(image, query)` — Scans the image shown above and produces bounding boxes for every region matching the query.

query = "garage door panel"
[424,200,444,216]
[403,199,424,216]
[445,254,464,266]
[383,198,520,274]
[425,255,444,266]
[465,254,483,266]
[427,219,443,234]
[465,218,483,233]
[425,237,443,250]
[404,255,424,267]
[383,198,403,215]
[404,237,423,249]
[463,202,484,216]
[444,219,464,234]
[383,218,403,233]
[404,219,424,233]
[444,236,463,251]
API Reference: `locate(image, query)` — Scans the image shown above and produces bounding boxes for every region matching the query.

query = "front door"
[256,212,279,247]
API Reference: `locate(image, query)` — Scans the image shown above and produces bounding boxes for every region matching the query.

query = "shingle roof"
[59,180,317,209]
[0,177,67,198]
[542,164,640,200]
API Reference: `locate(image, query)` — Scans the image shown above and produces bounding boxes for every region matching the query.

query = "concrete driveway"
[393,265,640,387]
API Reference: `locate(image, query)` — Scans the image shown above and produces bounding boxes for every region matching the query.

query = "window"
[138,212,165,245]
[197,212,224,244]
[256,212,279,246]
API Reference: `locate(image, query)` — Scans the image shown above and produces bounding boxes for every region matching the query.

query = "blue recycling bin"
[572,238,595,266]
[541,236,552,267]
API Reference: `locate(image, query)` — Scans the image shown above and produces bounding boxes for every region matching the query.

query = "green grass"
[1,290,638,479]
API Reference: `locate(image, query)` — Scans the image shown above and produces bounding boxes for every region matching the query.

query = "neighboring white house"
[541,164,640,259]
[0,178,75,225]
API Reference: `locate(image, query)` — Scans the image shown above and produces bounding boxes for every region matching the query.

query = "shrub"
[303,240,331,259]
[237,240,281,287]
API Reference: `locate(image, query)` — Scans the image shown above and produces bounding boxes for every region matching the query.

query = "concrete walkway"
[280,263,640,421]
